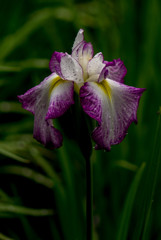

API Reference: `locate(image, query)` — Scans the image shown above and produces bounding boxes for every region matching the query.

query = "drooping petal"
[104,59,127,83]
[18,85,40,114]
[72,29,84,51]
[49,52,84,83]
[46,80,74,119]
[80,80,145,150]
[18,73,74,148]
[18,72,58,114]
[33,99,63,149]
[87,52,106,83]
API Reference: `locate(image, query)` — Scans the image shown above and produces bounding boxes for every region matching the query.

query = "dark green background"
[0,0,160,239]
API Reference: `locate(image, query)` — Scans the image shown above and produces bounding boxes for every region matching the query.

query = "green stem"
[86,155,93,240]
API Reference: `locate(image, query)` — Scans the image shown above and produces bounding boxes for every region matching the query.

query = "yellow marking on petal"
[49,76,62,96]
[99,80,112,100]
[74,83,80,94]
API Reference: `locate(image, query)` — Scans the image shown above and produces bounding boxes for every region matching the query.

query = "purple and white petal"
[72,42,93,65]
[60,54,84,83]
[87,53,106,83]
[33,100,63,149]
[49,51,66,75]
[80,80,145,150]
[72,41,93,80]
[72,29,84,51]
[18,72,74,149]
[49,52,83,83]
[18,72,58,114]
[104,59,127,83]
[46,80,74,119]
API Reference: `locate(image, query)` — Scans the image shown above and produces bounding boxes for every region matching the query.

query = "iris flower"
[18,29,145,150]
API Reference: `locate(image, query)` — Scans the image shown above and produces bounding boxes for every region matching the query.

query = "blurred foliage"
[0,0,161,239]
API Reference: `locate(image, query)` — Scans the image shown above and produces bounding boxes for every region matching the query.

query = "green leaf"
[0,8,73,60]
[0,166,54,188]
[116,162,146,240]
[0,143,29,163]
[0,59,49,72]
[113,159,138,172]
[0,203,54,216]
[0,233,14,240]
[141,112,161,240]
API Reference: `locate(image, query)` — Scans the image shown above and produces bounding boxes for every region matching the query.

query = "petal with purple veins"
[49,51,66,75]
[18,72,74,148]
[18,72,58,114]
[104,59,127,83]
[49,52,83,83]
[72,41,93,80]
[72,29,84,51]
[46,80,74,119]
[87,53,106,83]
[33,102,63,149]
[80,80,145,150]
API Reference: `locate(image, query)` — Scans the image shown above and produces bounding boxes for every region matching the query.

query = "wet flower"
[18,29,145,150]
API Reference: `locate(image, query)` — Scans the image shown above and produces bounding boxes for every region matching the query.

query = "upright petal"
[49,52,84,83]
[104,59,127,83]
[72,41,93,80]
[87,53,106,83]
[80,80,145,150]
[72,29,84,51]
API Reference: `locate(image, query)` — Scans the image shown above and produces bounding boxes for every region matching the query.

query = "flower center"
[79,55,92,82]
